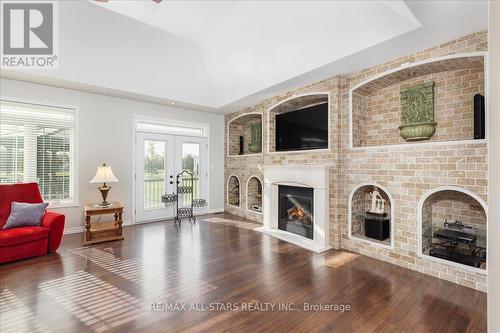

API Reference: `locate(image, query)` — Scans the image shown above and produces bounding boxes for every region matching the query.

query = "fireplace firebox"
[278,185,314,239]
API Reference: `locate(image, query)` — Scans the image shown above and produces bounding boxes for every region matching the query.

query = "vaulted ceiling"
[1,1,487,113]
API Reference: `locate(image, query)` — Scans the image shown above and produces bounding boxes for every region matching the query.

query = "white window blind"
[0,99,76,204]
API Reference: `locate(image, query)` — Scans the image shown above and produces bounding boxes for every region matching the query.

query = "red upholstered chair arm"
[41,211,65,252]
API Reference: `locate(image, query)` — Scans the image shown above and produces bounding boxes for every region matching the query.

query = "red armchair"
[0,183,65,264]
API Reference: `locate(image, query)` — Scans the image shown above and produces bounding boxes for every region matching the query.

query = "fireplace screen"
[278,185,313,239]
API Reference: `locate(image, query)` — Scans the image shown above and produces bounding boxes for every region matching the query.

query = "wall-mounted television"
[275,102,328,151]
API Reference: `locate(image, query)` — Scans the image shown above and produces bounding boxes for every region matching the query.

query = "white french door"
[174,136,208,216]
[135,132,207,223]
[135,133,175,222]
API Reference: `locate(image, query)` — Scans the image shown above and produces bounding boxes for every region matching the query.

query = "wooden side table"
[84,202,124,245]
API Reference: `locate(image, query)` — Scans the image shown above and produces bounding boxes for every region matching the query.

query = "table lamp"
[91,163,119,207]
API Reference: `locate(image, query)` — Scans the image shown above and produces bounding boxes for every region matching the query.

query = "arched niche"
[348,182,395,248]
[227,113,263,156]
[226,175,241,207]
[246,176,263,214]
[267,92,330,153]
[349,53,486,148]
[417,186,487,270]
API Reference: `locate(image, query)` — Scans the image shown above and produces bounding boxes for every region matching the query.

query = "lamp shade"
[90,163,119,183]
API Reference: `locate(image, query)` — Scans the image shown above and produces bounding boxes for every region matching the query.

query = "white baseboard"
[130,209,224,225]
[208,208,224,214]
[131,218,168,225]
[64,211,225,232]
[63,220,132,235]
[63,226,85,235]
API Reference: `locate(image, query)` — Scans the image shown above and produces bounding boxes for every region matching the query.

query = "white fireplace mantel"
[256,164,331,253]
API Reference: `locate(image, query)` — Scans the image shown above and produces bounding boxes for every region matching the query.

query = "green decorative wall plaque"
[248,122,262,153]
[399,81,437,141]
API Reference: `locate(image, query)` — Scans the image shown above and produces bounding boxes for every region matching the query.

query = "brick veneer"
[225,79,341,228]
[227,175,241,207]
[225,30,488,291]
[351,92,367,147]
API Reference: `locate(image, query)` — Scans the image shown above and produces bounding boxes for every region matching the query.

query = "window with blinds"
[0,99,76,204]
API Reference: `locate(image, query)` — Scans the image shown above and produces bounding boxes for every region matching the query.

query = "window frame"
[0,97,79,208]
[134,117,209,138]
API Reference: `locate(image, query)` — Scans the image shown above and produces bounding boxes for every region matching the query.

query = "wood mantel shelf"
[84,202,124,246]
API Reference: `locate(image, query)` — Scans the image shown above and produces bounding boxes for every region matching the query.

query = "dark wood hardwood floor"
[0,213,486,333]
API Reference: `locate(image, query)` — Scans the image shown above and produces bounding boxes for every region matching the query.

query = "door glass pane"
[144,140,165,210]
[181,143,200,203]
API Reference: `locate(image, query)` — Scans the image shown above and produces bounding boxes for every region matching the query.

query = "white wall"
[0,78,225,232]
[488,1,500,331]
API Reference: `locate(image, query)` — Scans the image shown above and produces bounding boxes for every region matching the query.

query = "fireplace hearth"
[278,185,314,239]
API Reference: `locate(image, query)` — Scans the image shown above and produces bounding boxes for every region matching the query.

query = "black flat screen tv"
[275,102,328,151]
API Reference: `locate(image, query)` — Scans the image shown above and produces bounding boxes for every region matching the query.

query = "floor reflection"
[68,247,164,284]
[204,217,260,230]
[0,287,48,333]
[67,246,217,300]
[324,251,360,268]
[38,271,143,333]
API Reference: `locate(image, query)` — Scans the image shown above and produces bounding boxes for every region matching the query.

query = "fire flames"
[288,206,306,222]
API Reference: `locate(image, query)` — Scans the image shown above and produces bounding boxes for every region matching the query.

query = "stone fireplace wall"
[341,30,487,291]
[224,30,488,290]
[225,79,342,242]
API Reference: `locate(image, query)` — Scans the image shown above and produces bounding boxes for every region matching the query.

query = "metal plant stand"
[161,170,207,224]
[175,170,195,224]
